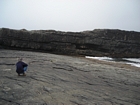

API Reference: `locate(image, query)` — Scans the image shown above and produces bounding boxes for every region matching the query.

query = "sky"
[0,0,140,32]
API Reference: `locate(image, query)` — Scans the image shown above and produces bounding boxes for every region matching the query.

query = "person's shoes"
[23,73,26,76]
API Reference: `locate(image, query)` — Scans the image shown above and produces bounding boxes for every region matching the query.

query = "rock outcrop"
[0,28,140,57]
[0,49,140,105]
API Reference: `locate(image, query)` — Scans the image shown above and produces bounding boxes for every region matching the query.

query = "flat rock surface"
[0,49,140,105]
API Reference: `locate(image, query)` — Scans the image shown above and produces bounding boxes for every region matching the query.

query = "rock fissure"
[4,76,30,84]
[0,63,15,65]
[53,66,73,71]
[0,97,20,105]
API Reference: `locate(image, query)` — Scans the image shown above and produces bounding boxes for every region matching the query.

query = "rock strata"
[0,49,140,105]
[0,28,140,57]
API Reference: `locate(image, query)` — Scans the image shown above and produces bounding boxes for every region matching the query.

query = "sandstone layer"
[0,28,140,57]
[0,49,140,105]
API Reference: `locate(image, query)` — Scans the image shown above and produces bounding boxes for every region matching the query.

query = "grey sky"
[0,0,140,32]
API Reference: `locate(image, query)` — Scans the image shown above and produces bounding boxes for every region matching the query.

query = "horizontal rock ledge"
[0,28,140,58]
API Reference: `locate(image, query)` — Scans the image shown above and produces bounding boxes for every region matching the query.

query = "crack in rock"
[0,97,20,105]
[0,63,15,65]
[53,66,73,71]
[4,76,30,84]
[53,63,90,72]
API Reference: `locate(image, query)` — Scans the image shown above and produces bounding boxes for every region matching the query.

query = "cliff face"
[0,28,140,57]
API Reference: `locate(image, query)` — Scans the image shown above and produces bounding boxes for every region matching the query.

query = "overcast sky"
[0,0,140,32]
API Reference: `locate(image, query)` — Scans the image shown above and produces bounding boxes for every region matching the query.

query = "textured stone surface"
[0,28,140,57]
[0,49,140,105]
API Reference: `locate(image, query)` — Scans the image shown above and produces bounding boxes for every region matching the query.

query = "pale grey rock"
[0,49,140,105]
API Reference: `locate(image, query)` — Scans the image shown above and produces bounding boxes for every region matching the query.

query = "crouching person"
[16,58,28,76]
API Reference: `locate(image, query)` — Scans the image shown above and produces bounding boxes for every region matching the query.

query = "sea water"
[85,56,140,68]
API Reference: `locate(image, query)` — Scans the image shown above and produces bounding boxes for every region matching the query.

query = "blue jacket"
[16,61,28,74]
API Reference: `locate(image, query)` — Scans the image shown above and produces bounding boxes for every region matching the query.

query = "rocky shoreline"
[0,49,140,105]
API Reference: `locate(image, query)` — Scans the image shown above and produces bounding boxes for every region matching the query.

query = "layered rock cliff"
[0,28,140,57]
